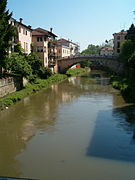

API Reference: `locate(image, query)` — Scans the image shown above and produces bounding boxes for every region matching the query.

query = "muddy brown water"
[0,71,135,180]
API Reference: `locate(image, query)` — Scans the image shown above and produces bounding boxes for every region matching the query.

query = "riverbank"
[0,68,86,111]
[0,74,67,111]
[110,75,135,102]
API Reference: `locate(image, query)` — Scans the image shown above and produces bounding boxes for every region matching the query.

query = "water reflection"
[1,70,135,179]
[0,77,88,177]
[87,103,135,163]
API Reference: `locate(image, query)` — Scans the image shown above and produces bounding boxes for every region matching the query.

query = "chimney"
[28,25,32,29]
[19,18,23,23]
[50,28,53,33]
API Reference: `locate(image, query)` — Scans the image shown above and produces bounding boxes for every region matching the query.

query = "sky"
[7,0,135,51]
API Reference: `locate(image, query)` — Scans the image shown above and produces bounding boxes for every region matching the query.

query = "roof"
[16,21,32,31]
[101,47,113,51]
[58,38,79,46]
[113,30,127,36]
[32,28,57,37]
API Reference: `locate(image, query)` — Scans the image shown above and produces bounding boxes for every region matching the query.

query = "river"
[0,70,135,180]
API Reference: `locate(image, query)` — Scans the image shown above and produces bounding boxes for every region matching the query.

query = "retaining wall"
[0,76,23,98]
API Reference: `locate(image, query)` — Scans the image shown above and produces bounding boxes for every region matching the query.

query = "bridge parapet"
[57,55,118,61]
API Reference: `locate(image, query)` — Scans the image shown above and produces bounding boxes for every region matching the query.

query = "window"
[37,37,43,42]
[23,28,25,35]
[117,42,120,48]
[117,36,120,40]
[24,42,26,51]
[19,27,21,33]
[26,31,27,35]
[36,46,43,52]
[59,50,61,53]
[26,43,28,52]
[44,46,46,52]
[117,49,120,53]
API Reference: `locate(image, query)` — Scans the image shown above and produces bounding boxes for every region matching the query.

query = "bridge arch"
[57,55,123,74]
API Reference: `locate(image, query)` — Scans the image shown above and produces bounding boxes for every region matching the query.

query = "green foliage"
[6,53,32,79]
[110,75,129,93]
[39,66,52,79]
[125,24,135,43]
[80,60,92,68]
[26,53,42,75]
[14,42,24,54]
[0,0,16,68]
[26,53,52,79]
[119,40,135,64]
[128,51,135,68]
[81,44,101,55]
[0,74,67,110]
[66,68,86,77]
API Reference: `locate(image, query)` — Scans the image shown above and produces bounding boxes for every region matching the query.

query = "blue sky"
[7,0,135,51]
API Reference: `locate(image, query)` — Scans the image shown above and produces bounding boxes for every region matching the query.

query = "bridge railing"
[57,54,118,61]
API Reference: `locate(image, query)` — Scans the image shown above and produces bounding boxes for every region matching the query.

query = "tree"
[14,42,24,54]
[125,24,135,43]
[119,40,135,64]
[26,53,43,76]
[6,53,32,79]
[0,0,16,70]
[81,44,101,55]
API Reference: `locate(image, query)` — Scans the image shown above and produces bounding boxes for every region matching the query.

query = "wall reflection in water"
[0,77,88,177]
[87,101,135,163]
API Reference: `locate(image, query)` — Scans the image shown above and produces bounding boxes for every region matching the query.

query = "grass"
[0,74,67,110]
[66,68,86,77]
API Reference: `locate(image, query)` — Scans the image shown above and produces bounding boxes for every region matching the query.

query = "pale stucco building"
[56,39,80,58]
[15,18,32,54]
[100,47,113,56]
[113,30,127,56]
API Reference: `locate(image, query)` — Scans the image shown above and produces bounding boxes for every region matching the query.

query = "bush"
[6,53,32,79]
[26,53,42,75]
[39,67,52,79]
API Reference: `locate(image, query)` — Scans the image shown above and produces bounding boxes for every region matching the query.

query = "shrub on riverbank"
[110,75,135,102]
[0,74,67,110]
[66,68,86,77]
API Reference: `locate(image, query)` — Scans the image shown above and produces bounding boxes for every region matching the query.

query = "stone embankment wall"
[0,76,23,98]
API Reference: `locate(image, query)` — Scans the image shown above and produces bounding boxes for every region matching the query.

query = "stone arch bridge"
[56,55,123,74]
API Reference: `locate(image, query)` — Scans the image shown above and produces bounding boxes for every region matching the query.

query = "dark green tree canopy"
[125,24,135,43]
[0,0,16,68]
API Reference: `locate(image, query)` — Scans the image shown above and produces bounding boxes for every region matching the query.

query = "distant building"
[56,38,80,58]
[15,18,32,54]
[113,30,127,55]
[32,28,57,67]
[100,47,113,56]
[56,43,70,58]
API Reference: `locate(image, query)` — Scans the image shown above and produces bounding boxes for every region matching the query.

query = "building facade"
[100,47,113,56]
[56,38,80,58]
[15,18,32,54]
[32,28,57,68]
[113,30,127,55]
